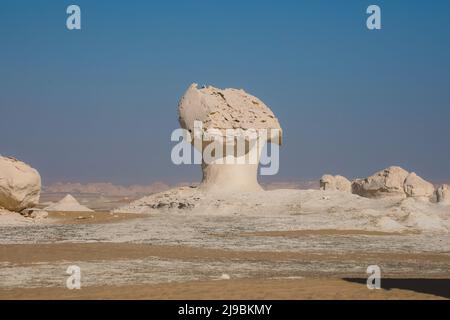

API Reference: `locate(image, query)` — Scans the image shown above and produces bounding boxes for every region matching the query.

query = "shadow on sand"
[343,278,450,299]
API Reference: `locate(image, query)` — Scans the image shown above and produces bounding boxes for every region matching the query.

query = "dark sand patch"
[344,278,450,299]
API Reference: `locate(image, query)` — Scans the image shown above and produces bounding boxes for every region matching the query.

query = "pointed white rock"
[44,194,94,212]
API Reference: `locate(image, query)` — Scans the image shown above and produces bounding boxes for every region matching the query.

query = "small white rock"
[219,274,231,280]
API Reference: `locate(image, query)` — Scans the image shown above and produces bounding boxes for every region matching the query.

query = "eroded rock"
[403,172,435,200]
[21,208,48,219]
[178,83,282,193]
[436,184,450,204]
[0,156,41,212]
[320,175,351,192]
[352,166,409,198]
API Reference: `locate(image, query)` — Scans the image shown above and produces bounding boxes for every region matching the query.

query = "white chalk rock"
[219,274,231,280]
[403,172,435,200]
[179,83,282,135]
[44,194,94,212]
[352,166,409,198]
[21,208,49,219]
[320,174,351,192]
[404,211,447,232]
[436,184,450,204]
[0,156,41,212]
[178,83,282,193]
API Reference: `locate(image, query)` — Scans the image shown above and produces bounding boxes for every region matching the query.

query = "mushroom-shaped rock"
[44,194,94,212]
[352,166,409,198]
[403,172,435,200]
[0,156,41,212]
[178,83,282,193]
[320,174,351,192]
[436,184,450,204]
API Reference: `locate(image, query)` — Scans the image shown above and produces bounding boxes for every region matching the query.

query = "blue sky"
[1,0,449,184]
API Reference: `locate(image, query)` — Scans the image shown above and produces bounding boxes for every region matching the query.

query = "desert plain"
[1,184,450,300]
[1,85,449,300]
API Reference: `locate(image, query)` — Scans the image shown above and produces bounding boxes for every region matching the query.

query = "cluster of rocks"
[1,156,95,220]
[320,166,449,203]
[0,156,46,218]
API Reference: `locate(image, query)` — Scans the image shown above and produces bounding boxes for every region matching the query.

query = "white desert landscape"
[0,84,449,300]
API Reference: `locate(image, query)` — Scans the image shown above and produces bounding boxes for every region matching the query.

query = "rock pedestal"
[178,84,282,193]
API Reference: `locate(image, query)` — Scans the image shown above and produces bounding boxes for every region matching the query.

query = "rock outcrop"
[403,172,435,200]
[351,166,437,201]
[0,156,41,212]
[21,207,49,219]
[352,166,409,198]
[436,184,450,204]
[44,194,94,212]
[320,175,351,192]
[178,83,282,193]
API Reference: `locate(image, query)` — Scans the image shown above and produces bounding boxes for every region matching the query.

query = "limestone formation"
[351,166,409,198]
[403,172,435,200]
[44,194,94,212]
[21,208,49,219]
[320,175,351,192]
[0,156,41,212]
[436,184,450,204]
[178,83,282,193]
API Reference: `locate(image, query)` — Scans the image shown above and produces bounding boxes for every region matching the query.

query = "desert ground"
[1,188,449,300]
[1,86,449,300]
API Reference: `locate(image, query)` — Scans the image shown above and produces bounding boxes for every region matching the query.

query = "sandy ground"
[1,189,449,300]
[0,278,446,300]
[2,243,450,266]
[0,240,449,299]
[238,229,418,237]
[46,211,143,225]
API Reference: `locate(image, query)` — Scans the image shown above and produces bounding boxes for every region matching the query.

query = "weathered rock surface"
[178,83,282,193]
[403,172,435,200]
[21,208,49,219]
[114,187,450,233]
[320,175,351,192]
[179,83,282,137]
[351,166,409,198]
[0,156,41,212]
[436,184,450,204]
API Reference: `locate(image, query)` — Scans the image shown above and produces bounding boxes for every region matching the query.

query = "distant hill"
[43,180,319,197]
[43,182,173,197]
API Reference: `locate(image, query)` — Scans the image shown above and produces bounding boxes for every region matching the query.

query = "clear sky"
[1,1,449,185]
